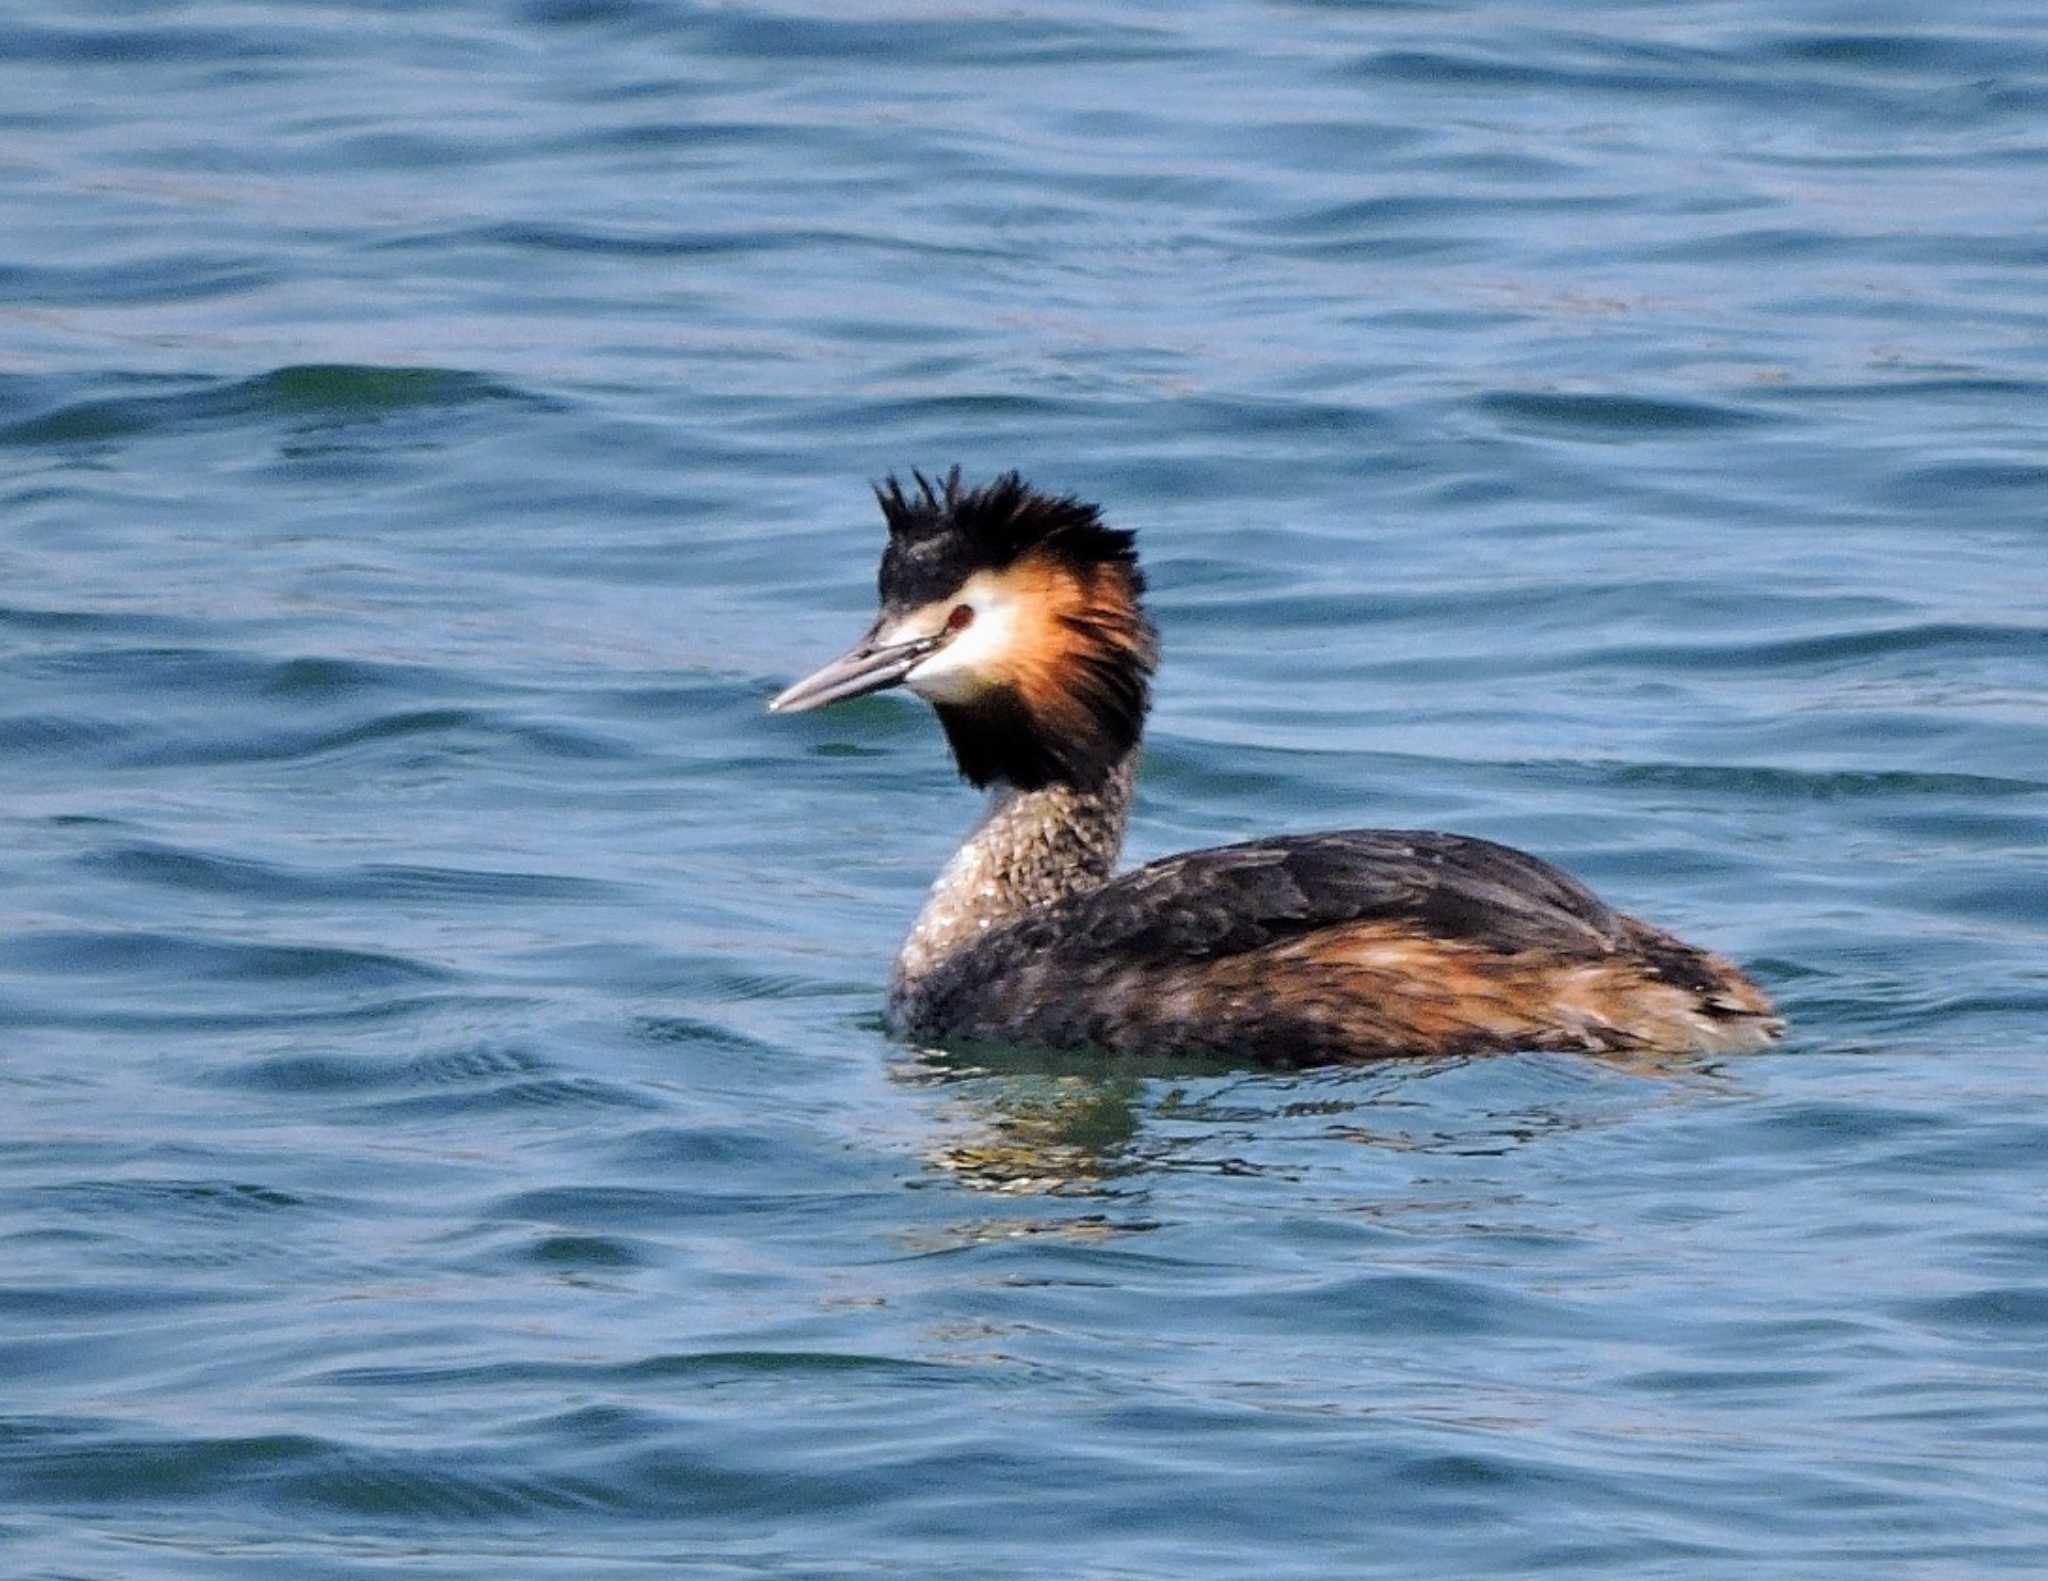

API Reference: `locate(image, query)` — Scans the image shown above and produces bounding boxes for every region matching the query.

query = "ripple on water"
[79,841,631,907]
[212,1040,664,1125]
[1477,389,1777,435]
[1897,1287,2048,1338]
[0,1425,578,1519]
[0,365,544,448]
[107,705,627,772]
[0,930,448,988]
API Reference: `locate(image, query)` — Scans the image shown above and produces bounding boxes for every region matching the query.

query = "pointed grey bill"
[768,625,940,714]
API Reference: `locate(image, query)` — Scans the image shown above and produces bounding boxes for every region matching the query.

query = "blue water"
[4,2,2047,1575]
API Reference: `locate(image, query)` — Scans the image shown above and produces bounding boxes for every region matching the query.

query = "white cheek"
[906,596,1020,703]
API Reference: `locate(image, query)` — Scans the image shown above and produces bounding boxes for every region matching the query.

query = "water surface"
[3,2,2047,1575]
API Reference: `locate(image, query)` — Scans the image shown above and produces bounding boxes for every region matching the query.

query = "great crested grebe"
[771,469,1780,1065]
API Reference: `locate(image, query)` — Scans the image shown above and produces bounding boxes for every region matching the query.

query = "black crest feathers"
[874,467,1143,610]
[871,468,1157,792]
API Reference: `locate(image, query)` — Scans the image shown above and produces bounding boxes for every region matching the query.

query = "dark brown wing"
[1004,829,1626,966]
[899,829,1776,1062]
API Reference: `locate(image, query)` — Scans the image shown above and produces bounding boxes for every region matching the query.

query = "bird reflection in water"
[894,1044,1739,1199]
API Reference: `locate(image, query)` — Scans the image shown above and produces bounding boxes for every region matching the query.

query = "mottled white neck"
[889,753,1136,1009]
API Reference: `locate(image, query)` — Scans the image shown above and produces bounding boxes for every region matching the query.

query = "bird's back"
[890,829,1779,1063]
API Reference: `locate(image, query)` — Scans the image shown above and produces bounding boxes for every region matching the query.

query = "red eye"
[945,603,975,633]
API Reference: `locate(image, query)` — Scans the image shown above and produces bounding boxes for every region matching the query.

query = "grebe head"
[769,468,1158,791]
